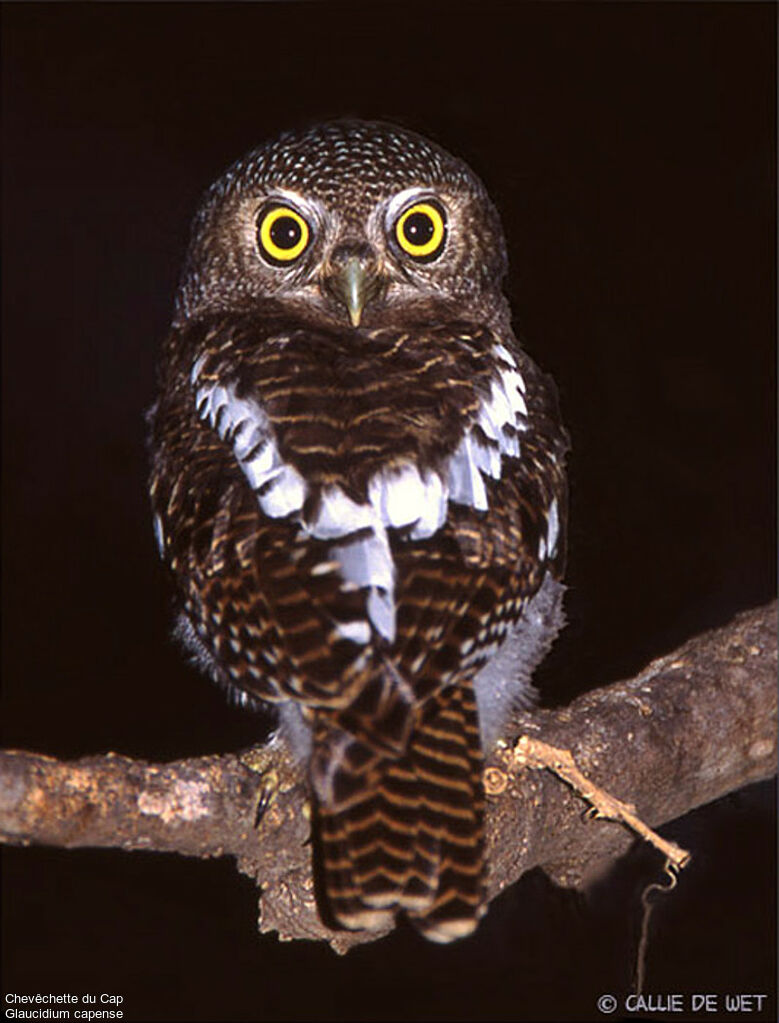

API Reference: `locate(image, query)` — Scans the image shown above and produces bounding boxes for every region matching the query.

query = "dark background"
[2,3,775,1021]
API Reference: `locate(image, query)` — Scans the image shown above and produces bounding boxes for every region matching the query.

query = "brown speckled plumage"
[149,120,568,942]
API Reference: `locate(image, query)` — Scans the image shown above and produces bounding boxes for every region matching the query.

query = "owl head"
[174,120,509,331]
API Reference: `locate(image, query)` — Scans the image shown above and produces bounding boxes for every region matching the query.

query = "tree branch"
[1,601,775,953]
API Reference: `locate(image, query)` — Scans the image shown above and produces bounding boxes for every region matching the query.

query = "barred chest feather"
[152,312,565,709]
[150,309,568,941]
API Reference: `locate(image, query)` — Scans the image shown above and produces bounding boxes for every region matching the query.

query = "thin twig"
[512,735,692,872]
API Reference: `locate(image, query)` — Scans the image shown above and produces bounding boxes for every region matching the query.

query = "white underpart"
[473,574,566,751]
[192,344,547,648]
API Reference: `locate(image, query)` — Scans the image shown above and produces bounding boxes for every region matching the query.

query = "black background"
[2,3,775,1021]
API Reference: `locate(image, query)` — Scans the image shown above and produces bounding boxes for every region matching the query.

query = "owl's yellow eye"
[394,201,447,262]
[257,205,311,265]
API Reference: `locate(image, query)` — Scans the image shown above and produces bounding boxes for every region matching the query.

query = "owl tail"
[312,679,486,943]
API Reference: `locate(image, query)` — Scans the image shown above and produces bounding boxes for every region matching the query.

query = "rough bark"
[1,600,775,953]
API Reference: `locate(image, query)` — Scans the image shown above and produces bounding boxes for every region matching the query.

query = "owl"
[149,120,568,943]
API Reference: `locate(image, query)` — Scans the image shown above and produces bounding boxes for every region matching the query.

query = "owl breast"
[152,304,565,746]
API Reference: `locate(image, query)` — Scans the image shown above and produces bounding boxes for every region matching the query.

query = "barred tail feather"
[313,679,486,942]
[408,679,486,942]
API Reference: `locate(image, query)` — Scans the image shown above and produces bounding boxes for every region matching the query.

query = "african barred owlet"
[149,120,568,943]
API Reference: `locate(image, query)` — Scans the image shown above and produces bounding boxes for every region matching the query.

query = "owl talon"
[254,769,279,828]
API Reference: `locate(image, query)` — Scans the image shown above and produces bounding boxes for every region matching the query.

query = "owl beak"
[343,259,367,327]
[330,256,381,327]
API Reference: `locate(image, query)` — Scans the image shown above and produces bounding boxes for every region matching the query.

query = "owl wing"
[150,310,567,939]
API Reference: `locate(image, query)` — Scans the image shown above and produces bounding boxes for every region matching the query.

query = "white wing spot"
[333,620,372,645]
[442,345,529,513]
[448,433,489,511]
[547,497,560,556]
[153,513,165,556]
[368,464,448,539]
[194,375,307,521]
[311,561,338,577]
